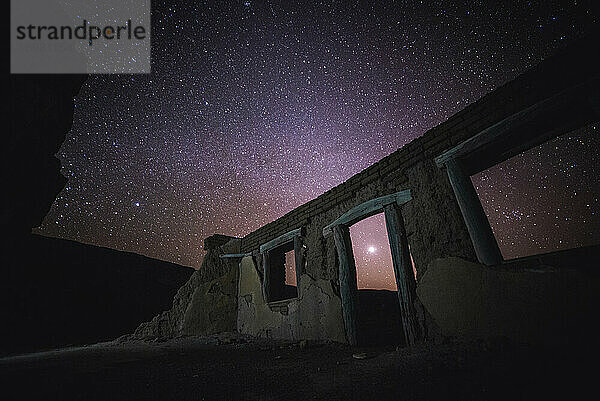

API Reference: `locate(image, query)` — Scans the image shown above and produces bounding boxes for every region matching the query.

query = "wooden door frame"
[324,190,420,346]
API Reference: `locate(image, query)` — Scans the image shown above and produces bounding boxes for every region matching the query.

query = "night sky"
[36,1,598,287]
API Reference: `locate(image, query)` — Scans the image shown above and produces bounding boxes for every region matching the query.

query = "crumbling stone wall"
[237,255,346,342]
[237,255,301,339]
[132,235,241,340]
[239,36,598,280]
[236,35,599,343]
[417,251,600,345]
[133,35,599,346]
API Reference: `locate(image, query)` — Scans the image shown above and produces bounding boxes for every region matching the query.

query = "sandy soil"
[0,333,594,400]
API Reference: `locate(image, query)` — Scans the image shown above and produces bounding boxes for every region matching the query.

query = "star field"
[473,125,600,260]
[36,1,598,279]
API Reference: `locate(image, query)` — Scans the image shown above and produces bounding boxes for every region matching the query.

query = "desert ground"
[0,333,593,400]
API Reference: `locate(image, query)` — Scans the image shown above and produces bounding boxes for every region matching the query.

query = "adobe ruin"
[134,34,600,347]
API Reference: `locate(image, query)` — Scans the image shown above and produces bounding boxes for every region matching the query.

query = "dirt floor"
[0,333,594,400]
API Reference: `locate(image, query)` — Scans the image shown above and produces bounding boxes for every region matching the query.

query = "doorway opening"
[324,190,420,347]
[349,213,403,346]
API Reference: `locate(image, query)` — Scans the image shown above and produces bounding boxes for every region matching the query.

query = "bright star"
[367,246,376,253]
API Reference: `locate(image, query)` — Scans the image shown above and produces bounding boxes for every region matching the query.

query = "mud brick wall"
[240,34,599,282]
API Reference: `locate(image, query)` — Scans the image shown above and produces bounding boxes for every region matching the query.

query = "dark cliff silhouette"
[3,76,193,356]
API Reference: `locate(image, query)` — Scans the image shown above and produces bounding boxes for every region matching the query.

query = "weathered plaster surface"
[181,263,238,335]
[132,238,241,340]
[417,257,599,345]
[237,256,346,342]
[237,256,300,339]
[131,37,599,345]
[297,274,346,342]
[401,160,476,279]
[272,160,475,341]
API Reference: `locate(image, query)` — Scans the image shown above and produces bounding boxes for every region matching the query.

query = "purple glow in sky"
[350,213,397,291]
[35,1,598,287]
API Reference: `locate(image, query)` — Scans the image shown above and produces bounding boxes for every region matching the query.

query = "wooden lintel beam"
[259,228,302,254]
[435,77,600,169]
[322,190,412,237]
[219,253,252,259]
